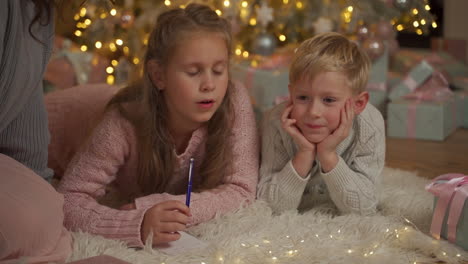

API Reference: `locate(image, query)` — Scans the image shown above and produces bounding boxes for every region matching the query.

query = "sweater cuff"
[95,208,147,248]
[319,157,353,194]
[277,160,311,194]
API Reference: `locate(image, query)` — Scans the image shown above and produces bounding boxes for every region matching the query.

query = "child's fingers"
[159,200,191,216]
[153,232,181,244]
[158,222,187,233]
[160,210,190,225]
[281,105,294,122]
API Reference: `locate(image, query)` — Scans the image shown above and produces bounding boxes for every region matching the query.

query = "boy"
[257,32,385,215]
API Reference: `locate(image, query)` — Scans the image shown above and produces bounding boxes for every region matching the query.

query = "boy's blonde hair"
[289,32,371,94]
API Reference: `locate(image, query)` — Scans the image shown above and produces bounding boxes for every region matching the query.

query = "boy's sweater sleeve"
[256,108,311,214]
[58,111,147,248]
[320,111,386,216]
[134,82,259,225]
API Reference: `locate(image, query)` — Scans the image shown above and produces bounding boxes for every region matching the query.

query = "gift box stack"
[231,45,393,117]
[426,174,468,250]
[386,46,468,141]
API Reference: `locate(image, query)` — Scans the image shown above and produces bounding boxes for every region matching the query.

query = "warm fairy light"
[100,13,107,19]
[111,60,118,66]
[386,228,390,232]
[329,235,333,238]
[80,45,87,51]
[283,0,288,4]
[263,239,270,244]
[123,46,130,55]
[249,18,257,26]
[296,1,303,9]
[250,60,258,67]
[338,229,341,233]
[271,257,277,260]
[413,21,419,27]
[79,7,87,17]
[456,254,461,257]
[254,244,259,247]
[347,6,353,12]
[84,19,91,25]
[109,43,117,52]
[133,57,140,64]
[216,9,222,16]
[235,48,242,55]
[74,14,80,21]
[425,4,431,10]
[442,251,446,256]
[432,22,437,28]
[396,234,400,238]
[95,41,102,49]
[74,30,82,37]
[106,75,114,85]
[116,39,123,46]
[110,9,117,16]
[241,243,246,247]
[76,22,83,28]
[164,0,171,6]
[369,251,374,255]
[241,1,248,7]
[347,249,353,253]
[315,234,319,238]
[179,4,186,8]
[279,34,286,41]
[342,10,351,23]
[219,257,224,261]
[106,66,114,74]
[412,8,419,15]
[421,19,426,25]
[223,0,230,7]
[364,253,368,257]
[391,19,396,25]
[300,240,304,243]
[242,51,249,58]
[396,24,404,31]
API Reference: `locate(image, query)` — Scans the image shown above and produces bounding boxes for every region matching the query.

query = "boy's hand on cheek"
[281,103,316,153]
[317,99,355,172]
[282,102,316,178]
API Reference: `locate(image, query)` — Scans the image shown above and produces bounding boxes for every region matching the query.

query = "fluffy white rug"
[67,167,468,264]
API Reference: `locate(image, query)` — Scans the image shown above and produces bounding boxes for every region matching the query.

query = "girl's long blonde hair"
[106,3,234,196]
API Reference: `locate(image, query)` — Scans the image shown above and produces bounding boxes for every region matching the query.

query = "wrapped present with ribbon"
[454,89,468,128]
[389,60,434,101]
[391,48,468,80]
[431,37,467,64]
[231,57,290,113]
[425,173,468,250]
[366,48,389,116]
[387,72,459,141]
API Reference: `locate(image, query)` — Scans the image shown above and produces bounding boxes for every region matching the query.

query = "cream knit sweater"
[257,102,385,215]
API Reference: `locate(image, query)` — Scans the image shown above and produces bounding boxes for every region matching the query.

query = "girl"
[57,3,259,248]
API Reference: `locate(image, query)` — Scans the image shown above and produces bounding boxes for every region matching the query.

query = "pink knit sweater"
[55,82,259,248]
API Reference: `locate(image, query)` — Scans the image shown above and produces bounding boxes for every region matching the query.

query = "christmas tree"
[66,0,436,85]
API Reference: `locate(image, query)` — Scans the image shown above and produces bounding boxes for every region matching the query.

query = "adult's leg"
[0,154,72,264]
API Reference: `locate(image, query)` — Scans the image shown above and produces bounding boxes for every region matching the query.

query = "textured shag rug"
[67,167,468,264]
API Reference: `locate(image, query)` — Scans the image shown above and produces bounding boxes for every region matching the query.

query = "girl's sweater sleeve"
[134,82,259,225]
[256,107,311,214]
[320,109,386,215]
[57,110,147,248]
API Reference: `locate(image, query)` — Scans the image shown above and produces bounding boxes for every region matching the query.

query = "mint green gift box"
[432,195,468,251]
[231,61,289,113]
[454,90,468,128]
[389,61,434,101]
[386,96,458,141]
[366,47,389,117]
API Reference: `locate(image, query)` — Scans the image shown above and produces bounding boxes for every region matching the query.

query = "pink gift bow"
[403,71,457,138]
[425,174,468,243]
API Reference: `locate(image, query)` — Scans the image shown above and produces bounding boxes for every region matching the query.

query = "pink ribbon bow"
[426,173,468,243]
[404,71,453,102]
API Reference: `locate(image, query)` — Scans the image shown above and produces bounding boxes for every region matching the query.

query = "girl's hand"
[120,203,136,210]
[281,102,316,153]
[141,200,191,246]
[317,99,355,171]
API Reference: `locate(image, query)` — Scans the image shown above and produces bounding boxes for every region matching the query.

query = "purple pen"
[185,158,194,207]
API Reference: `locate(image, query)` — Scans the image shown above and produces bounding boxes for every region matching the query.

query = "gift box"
[231,59,290,113]
[454,90,468,128]
[391,48,468,80]
[426,174,468,251]
[431,37,467,64]
[368,90,388,117]
[388,60,434,101]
